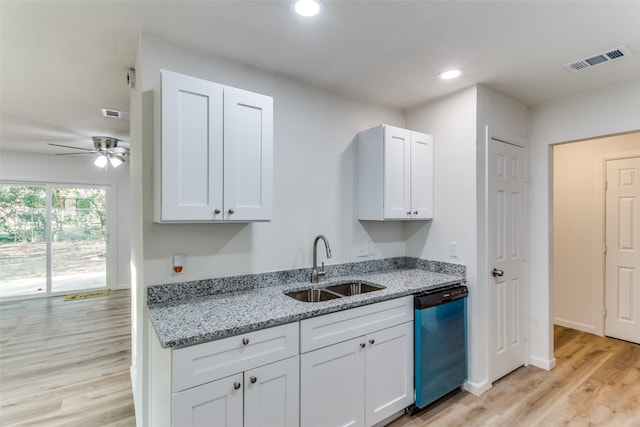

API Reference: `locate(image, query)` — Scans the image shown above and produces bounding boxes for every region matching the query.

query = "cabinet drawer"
[300,296,413,353]
[172,322,299,392]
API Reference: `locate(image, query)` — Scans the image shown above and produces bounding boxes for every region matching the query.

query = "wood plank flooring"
[1,291,639,426]
[0,290,135,426]
[390,326,640,427]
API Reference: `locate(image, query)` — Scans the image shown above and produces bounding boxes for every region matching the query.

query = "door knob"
[492,268,504,277]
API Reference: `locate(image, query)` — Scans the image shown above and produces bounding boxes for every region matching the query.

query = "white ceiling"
[2,0,640,155]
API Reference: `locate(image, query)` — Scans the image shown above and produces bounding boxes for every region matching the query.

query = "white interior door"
[488,132,527,382]
[605,157,640,344]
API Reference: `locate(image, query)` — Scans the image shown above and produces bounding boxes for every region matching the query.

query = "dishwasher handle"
[415,285,468,309]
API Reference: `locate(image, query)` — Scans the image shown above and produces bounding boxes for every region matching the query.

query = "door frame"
[484,126,530,383]
[0,179,115,300]
[593,149,640,336]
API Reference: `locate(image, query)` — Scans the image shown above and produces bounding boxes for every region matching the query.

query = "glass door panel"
[51,187,107,293]
[0,184,47,298]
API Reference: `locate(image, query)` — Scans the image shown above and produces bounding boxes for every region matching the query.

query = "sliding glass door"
[0,183,109,299]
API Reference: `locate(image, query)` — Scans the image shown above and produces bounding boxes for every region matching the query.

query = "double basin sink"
[285,281,385,303]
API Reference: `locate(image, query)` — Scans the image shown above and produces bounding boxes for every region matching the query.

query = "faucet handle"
[318,262,326,276]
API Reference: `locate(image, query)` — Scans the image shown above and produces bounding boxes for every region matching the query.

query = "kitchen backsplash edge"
[146,257,466,305]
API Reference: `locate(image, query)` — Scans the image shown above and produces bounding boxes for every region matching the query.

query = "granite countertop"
[147,267,464,349]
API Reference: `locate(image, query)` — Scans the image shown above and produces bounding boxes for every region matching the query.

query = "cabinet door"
[159,70,224,221]
[365,322,414,426]
[300,337,365,427]
[244,356,300,427]
[172,373,243,427]
[410,132,434,219]
[383,125,412,219]
[223,87,273,221]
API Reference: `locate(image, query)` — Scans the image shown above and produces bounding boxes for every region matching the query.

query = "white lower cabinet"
[299,297,414,427]
[152,297,414,427]
[173,356,300,427]
[173,373,243,427]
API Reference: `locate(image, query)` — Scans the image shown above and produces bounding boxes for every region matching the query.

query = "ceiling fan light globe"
[110,156,123,168]
[94,155,108,168]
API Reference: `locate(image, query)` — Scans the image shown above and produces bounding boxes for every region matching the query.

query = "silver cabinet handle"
[492,268,504,277]
[250,376,257,384]
[369,339,375,345]
[414,211,418,215]
[360,342,366,349]
[242,337,249,346]
[214,209,221,214]
[228,209,235,214]
[233,382,241,390]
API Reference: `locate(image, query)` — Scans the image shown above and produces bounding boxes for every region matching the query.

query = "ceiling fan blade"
[47,142,96,152]
[54,152,97,156]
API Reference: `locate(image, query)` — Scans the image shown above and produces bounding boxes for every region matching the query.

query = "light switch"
[449,242,458,258]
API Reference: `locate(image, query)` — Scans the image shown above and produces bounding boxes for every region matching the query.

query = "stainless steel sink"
[323,282,384,296]
[284,288,342,302]
[284,281,385,302]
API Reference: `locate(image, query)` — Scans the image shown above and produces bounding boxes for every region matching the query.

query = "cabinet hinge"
[604,180,608,190]
[523,329,528,341]
[603,307,607,318]
[603,244,607,254]
[523,250,528,262]
[523,171,528,184]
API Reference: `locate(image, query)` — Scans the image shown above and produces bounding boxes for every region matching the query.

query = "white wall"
[553,132,640,335]
[404,86,483,387]
[529,78,640,369]
[405,85,529,393]
[0,151,131,289]
[138,34,406,286]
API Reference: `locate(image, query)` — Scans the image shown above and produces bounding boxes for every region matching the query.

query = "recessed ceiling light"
[294,0,322,17]
[439,69,463,80]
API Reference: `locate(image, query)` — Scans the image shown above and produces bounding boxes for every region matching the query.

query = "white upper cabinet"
[154,70,273,223]
[357,124,433,220]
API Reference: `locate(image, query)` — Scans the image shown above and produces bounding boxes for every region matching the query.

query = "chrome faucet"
[311,234,332,283]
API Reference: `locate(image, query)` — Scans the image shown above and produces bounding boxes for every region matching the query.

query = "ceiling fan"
[47,136,130,168]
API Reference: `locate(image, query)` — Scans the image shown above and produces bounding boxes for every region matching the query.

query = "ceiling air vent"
[102,108,130,120]
[564,45,632,72]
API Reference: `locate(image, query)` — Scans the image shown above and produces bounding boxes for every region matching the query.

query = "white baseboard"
[529,355,556,370]
[463,379,492,396]
[554,317,600,336]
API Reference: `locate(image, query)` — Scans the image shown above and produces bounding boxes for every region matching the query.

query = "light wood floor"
[1,292,639,427]
[0,290,135,426]
[390,326,640,427]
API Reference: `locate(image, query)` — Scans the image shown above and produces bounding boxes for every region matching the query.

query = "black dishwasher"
[413,284,468,409]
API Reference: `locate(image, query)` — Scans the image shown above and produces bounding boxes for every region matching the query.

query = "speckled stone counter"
[147,257,465,349]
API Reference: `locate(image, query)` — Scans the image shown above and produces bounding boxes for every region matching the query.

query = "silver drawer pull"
[360,342,366,349]
[233,382,241,390]
[250,376,257,384]
[242,337,250,346]
[369,339,375,345]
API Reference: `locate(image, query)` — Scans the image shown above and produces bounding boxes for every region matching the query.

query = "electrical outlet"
[368,241,376,256]
[357,242,368,257]
[449,242,458,258]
